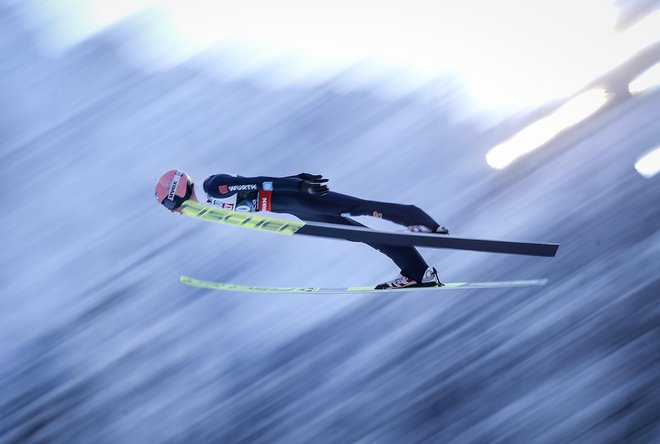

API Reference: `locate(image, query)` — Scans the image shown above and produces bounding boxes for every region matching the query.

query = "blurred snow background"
[1,0,659,442]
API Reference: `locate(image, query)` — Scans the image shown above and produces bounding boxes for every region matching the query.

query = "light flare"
[635,147,660,178]
[629,62,660,95]
[486,89,608,169]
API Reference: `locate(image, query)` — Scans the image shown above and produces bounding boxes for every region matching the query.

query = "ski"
[180,201,559,257]
[180,276,548,294]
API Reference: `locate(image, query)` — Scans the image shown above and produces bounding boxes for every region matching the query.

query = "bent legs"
[271,191,439,281]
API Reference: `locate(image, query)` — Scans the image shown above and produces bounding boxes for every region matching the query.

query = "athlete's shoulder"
[205,173,237,182]
[203,173,237,192]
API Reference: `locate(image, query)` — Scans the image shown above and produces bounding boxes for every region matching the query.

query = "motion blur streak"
[486,89,608,169]
[629,62,660,94]
[2,1,660,443]
[21,0,652,112]
[635,147,660,178]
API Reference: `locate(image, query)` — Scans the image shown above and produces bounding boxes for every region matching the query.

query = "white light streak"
[486,89,609,169]
[635,147,660,178]
[629,62,660,95]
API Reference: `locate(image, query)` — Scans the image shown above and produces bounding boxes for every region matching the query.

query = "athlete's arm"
[203,174,328,197]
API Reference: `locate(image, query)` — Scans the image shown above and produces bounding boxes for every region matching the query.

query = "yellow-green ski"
[180,200,304,235]
[180,276,548,294]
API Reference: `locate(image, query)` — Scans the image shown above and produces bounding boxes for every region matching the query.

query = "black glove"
[299,180,329,195]
[288,173,329,195]
[291,173,329,183]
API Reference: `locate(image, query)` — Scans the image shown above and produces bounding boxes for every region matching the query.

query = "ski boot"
[407,225,449,235]
[375,267,443,289]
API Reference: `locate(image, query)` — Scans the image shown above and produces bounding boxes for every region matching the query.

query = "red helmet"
[155,169,194,211]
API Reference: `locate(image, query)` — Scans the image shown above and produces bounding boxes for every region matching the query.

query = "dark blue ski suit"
[202,174,442,282]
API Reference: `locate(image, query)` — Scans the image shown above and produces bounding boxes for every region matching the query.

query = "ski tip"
[180,276,199,287]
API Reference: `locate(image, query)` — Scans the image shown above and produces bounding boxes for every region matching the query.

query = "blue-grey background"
[1,2,659,443]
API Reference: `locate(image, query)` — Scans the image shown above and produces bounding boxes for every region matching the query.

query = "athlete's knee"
[390,203,416,212]
[404,204,437,226]
[406,204,426,216]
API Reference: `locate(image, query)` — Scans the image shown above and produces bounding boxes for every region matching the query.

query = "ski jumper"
[202,174,442,282]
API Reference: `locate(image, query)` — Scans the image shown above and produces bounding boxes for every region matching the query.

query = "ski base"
[180,276,548,294]
[179,201,559,257]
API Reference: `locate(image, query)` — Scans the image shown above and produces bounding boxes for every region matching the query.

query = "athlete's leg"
[273,191,442,230]
[344,198,441,230]
[279,208,430,282]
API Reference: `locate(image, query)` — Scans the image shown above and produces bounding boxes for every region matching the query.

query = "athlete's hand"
[294,173,329,183]
[299,179,329,195]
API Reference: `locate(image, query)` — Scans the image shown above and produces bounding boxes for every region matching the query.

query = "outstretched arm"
[203,173,329,198]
